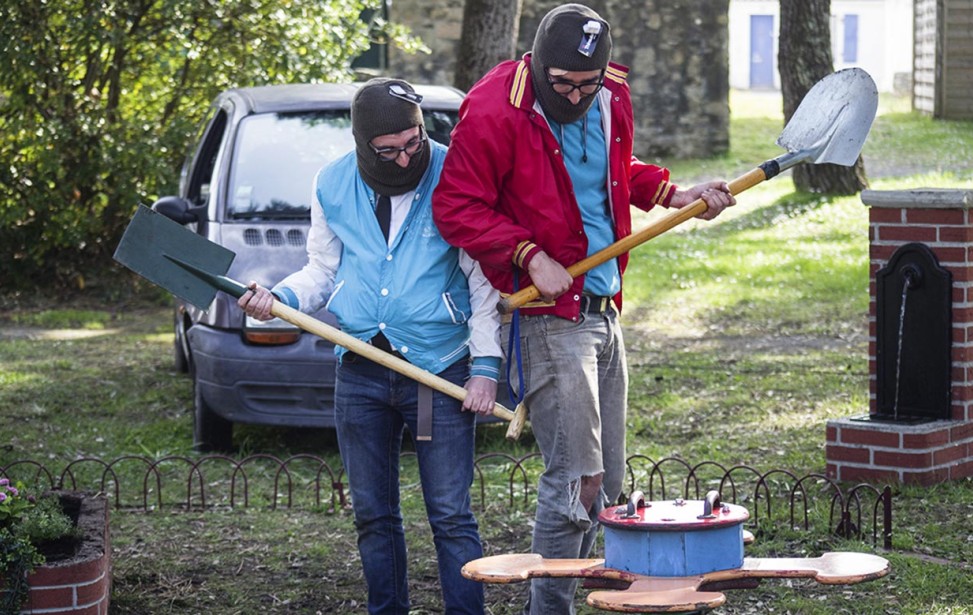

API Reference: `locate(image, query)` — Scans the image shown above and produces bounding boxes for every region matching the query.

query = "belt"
[341,332,431,441]
[580,294,613,314]
[344,332,403,363]
[370,331,398,355]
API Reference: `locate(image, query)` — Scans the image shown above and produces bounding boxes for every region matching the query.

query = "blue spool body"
[598,497,749,577]
[603,522,744,576]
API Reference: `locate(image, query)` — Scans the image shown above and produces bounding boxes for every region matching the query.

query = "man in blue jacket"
[239,78,500,615]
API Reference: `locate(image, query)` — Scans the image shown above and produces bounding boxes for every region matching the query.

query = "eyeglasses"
[546,70,605,96]
[370,126,427,162]
[388,83,423,105]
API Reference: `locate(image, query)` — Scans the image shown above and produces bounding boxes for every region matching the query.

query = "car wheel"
[173,313,191,374]
[193,385,233,453]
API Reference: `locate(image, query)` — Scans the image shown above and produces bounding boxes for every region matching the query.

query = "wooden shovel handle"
[498,167,769,314]
[270,301,528,440]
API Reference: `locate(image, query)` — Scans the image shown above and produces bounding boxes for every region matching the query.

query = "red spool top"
[598,492,749,531]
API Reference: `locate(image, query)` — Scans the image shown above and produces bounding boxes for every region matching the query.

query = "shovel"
[114,205,528,440]
[498,67,879,314]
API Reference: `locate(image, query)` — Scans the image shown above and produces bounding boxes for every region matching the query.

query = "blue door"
[750,15,775,89]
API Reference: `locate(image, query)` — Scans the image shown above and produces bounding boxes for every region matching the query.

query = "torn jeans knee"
[566,473,606,529]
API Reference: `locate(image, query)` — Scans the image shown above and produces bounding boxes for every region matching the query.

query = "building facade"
[914,0,973,119]
[728,0,914,93]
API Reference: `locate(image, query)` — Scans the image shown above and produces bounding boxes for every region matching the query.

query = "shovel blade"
[113,205,236,310]
[777,67,878,167]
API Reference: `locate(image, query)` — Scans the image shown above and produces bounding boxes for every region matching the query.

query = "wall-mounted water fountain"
[827,189,973,485]
[871,242,952,423]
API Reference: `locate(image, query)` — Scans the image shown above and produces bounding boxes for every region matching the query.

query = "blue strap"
[505,271,526,406]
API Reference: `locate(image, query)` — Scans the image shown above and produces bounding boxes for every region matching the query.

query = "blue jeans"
[504,311,628,615]
[334,356,485,615]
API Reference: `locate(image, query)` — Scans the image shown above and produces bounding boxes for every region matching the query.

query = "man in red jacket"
[433,4,735,613]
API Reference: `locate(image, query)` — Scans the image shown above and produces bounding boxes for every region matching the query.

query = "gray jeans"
[504,310,628,615]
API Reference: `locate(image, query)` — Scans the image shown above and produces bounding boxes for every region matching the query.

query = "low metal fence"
[1,454,892,548]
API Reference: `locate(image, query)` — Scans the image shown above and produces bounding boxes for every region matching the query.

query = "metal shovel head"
[113,205,235,310]
[776,67,878,166]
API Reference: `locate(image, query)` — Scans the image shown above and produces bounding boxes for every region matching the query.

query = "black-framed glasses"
[546,69,605,96]
[370,126,427,162]
[388,83,423,105]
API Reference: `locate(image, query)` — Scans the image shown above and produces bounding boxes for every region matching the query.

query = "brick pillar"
[826,189,973,485]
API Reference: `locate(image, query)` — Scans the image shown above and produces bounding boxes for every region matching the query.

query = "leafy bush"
[0,1,426,291]
[0,480,80,613]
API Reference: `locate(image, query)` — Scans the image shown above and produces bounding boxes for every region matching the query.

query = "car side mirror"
[152,196,206,224]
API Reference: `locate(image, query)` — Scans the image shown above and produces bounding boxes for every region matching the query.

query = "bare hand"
[462,376,498,416]
[237,281,275,321]
[526,251,573,303]
[671,180,736,220]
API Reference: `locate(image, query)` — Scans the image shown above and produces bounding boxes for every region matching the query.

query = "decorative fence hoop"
[2,454,892,548]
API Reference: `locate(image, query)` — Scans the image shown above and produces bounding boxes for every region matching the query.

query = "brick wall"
[19,494,111,615]
[826,189,973,485]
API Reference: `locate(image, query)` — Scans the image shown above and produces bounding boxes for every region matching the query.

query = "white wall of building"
[728,0,913,92]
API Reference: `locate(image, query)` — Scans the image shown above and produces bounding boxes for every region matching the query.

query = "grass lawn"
[2,90,972,614]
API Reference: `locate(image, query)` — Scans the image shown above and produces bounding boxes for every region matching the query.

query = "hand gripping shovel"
[498,67,879,313]
[114,205,528,440]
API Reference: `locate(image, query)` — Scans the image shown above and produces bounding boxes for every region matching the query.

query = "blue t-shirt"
[548,102,620,297]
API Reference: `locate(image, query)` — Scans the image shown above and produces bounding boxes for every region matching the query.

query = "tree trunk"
[454,0,523,92]
[778,0,867,194]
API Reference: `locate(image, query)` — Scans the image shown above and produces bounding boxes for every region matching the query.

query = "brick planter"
[2,492,111,615]
[826,189,973,485]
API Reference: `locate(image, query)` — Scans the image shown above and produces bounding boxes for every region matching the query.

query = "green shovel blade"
[113,205,237,310]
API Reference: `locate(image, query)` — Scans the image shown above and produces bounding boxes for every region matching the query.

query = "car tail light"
[243,315,301,345]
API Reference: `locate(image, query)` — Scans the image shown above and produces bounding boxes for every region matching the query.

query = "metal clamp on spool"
[698,490,722,519]
[621,490,647,519]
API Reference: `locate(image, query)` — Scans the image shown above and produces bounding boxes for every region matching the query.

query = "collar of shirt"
[384,190,415,247]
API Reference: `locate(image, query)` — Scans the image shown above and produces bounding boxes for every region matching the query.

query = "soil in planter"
[34,494,83,563]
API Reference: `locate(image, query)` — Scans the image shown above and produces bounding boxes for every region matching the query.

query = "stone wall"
[388,0,729,160]
[387,0,466,88]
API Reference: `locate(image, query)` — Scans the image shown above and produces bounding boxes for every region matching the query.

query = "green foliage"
[0,1,423,290]
[0,480,78,614]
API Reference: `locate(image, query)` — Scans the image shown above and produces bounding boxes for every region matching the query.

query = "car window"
[226,108,458,220]
[187,109,228,207]
[228,111,353,219]
[424,109,458,148]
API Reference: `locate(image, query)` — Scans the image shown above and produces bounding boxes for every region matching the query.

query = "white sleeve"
[459,249,502,360]
[273,183,341,314]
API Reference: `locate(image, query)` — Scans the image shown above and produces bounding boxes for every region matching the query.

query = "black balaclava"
[351,78,429,196]
[530,3,612,125]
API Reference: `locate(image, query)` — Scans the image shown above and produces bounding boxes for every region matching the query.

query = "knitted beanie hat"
[351,78,429,195]
[530,3,612,124]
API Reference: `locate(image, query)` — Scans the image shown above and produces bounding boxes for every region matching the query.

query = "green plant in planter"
[0,479,80,614]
